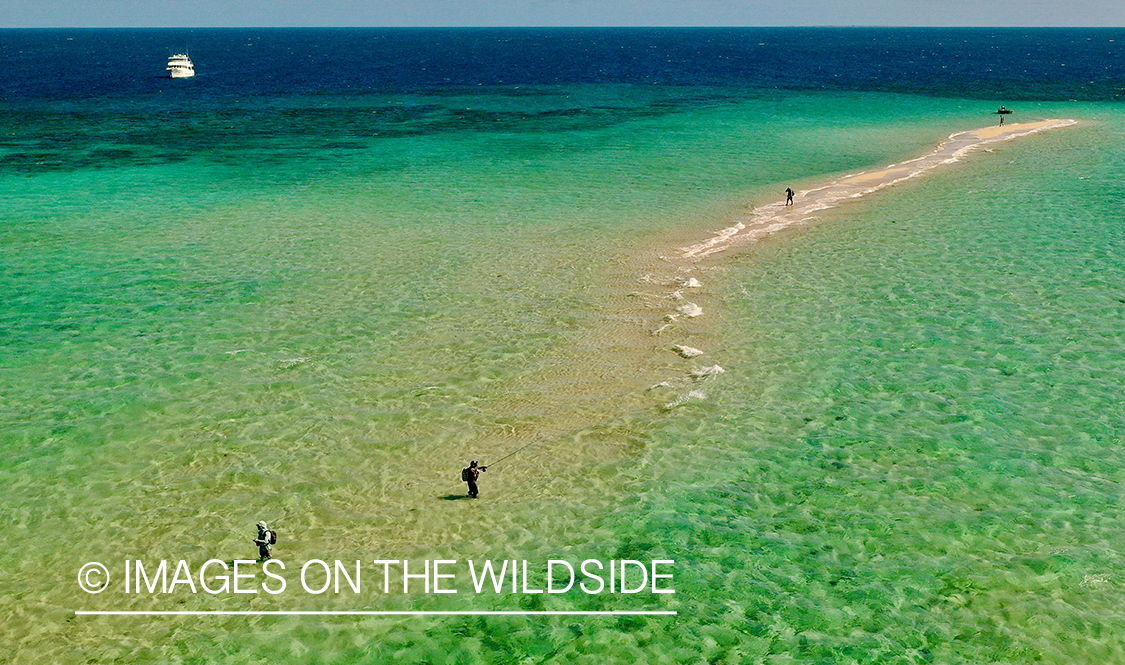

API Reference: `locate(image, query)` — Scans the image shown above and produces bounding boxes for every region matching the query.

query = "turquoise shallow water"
[2,69,1125,663]
[623,107,1125,664]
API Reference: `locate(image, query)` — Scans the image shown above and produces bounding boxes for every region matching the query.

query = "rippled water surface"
[1,28,1124,664]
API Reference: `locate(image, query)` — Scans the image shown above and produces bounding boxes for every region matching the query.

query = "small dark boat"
[996,106,1013,114]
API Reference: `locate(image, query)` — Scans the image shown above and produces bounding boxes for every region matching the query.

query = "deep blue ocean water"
[1,28,1122,175]
[3,28,1123,101]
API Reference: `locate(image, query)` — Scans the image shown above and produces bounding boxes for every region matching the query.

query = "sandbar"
[680,119,1077,259]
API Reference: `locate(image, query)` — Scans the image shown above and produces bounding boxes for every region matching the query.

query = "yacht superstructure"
[166,53,195,78]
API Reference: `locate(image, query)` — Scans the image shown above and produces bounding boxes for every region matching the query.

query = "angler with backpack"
[253,521,277,560]
[462,461,486,498]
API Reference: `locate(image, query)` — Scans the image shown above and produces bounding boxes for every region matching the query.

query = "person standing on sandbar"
[785,187,794,206]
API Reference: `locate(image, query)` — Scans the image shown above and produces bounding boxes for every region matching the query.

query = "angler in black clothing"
[462,461,487,498]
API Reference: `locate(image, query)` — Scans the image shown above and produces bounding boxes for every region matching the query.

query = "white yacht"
[166,53,195,78]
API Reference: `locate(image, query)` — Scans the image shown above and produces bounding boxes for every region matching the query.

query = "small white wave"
[677,302,703,318]
[691,364,725,378]
[683,277,702,288]
[672,345,704,358]
[662,389,707,410]
[1081,574,1111,589]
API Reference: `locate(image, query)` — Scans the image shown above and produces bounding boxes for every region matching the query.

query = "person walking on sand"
[462,461,487,498]
[785,187,794,206]
[253,521,276,560]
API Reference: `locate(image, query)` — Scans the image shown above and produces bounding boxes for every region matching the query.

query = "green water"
[2,90,1124,663]
[628,110,1125,664]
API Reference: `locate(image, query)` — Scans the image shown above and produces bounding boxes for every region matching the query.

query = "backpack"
[461,467,472,482]
[268,530,277,545]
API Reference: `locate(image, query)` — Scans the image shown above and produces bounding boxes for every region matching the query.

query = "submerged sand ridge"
[680,119,1078,259]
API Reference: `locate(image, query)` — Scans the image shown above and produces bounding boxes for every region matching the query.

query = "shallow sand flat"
[680,119,1078,259]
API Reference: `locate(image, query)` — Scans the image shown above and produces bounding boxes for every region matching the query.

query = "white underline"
[76,610,676,616]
